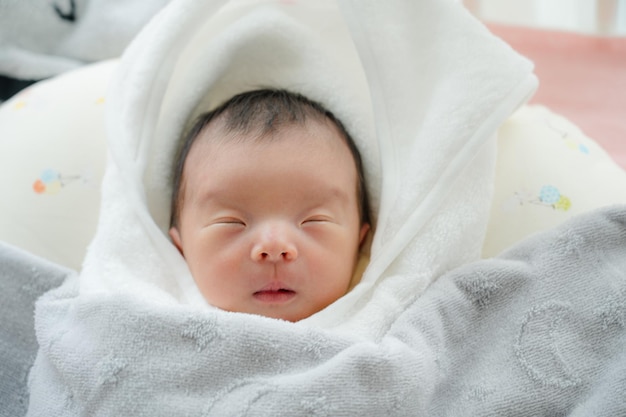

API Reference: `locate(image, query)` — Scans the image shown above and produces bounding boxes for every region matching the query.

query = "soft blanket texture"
[80,0,536,338]
[0,243,72,417]
[27,205,626,415]
[26,0,550,414]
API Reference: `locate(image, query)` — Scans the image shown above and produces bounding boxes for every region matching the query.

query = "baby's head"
[169,89,370,322]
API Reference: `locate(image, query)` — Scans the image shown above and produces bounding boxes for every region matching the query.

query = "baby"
[169,89,370,322]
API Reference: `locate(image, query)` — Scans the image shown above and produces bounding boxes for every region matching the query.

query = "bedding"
[0,243,72,417]
[26,205,626,415]
[483,105,626,257]
[0,61,111,270]
[9,0,625,414]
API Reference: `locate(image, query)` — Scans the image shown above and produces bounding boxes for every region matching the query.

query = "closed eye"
[213,218,246,226]
[302,216,332,225]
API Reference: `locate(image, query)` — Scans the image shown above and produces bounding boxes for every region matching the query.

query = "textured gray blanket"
[25,205,626,416]
[0,243,72,417]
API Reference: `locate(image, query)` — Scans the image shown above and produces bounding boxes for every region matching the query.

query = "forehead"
[180,119,358,198]
[187,116,353,165]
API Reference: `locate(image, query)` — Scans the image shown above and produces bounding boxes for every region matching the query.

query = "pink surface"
[488,23,626,170]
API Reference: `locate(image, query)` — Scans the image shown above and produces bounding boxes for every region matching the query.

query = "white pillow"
[483,105,626,257]
[1,60,624,268]
[0,60,114,270]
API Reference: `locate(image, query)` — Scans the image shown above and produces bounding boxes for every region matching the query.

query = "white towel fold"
[79,0,537,339]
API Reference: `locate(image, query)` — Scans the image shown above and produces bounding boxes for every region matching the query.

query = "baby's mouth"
[253,284,296,303]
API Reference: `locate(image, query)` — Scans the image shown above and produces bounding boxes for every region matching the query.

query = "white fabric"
[25,205,626,416]
[81,0,537,340]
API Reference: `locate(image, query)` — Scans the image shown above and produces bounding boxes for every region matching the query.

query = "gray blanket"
[25,205,626,416]
[0,243,72,417]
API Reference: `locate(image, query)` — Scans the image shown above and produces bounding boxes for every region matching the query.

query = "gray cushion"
[0,242,73,417]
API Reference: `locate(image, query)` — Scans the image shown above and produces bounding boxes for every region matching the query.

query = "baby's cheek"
[191,265,239,310]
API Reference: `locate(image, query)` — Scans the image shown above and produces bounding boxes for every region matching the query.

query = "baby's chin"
[210,292,342,322]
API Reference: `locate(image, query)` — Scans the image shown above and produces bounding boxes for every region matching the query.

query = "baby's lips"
[253,286,296,304]
[255,281,294,293]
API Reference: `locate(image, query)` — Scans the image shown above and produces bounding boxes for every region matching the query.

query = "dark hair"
[170,89,370,228]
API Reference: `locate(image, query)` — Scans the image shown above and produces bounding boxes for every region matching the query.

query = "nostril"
[281,250,297,261]
[252,245,297,262]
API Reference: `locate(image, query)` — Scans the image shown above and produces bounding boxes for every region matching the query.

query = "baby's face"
[169,121,369,322]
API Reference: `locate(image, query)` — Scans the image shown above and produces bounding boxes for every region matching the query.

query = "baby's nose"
[251,223,298,262]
